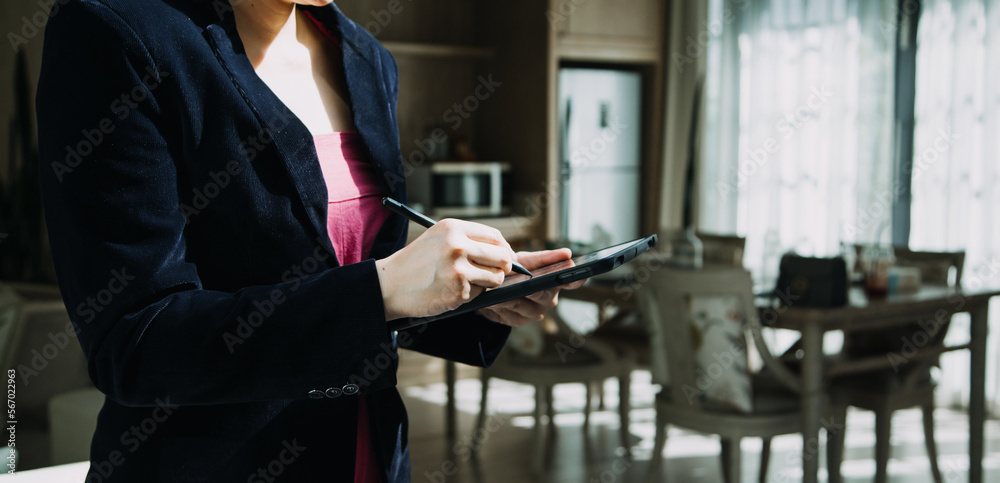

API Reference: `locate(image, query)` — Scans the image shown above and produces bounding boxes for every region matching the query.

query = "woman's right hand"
[374,219,517,320]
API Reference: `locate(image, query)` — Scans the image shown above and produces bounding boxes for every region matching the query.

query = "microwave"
[408,161,511,218]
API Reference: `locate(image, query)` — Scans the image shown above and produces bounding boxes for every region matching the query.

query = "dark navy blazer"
[36,0,510,480]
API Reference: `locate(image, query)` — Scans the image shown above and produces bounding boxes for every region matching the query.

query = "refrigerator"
[558,68,642,248]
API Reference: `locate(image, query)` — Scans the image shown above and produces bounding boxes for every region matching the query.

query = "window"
[701,0,896,288]
[701,0,1000,412]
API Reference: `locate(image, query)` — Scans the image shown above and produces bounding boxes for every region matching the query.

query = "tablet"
[388,234,658,331]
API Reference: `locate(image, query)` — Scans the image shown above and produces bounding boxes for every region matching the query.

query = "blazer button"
[308,389,325,399]
[342,383,360,395]
[325,387,343,399]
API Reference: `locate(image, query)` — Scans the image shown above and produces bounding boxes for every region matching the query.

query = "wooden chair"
[475,309,635,474]
[641,267,805,483]
[698,232,747,268]
[827,250,965,483]
[585,233,746,414]
[892,248,964,287]
[589,233,745,371]
[851,246,964,287]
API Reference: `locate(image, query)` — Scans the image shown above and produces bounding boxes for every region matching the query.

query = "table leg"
[446,360,457,441]
[800,323,823,483]
[969,304,988,483]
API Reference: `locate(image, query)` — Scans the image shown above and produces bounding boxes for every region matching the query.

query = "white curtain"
[703,0,1000,412]
[909,0,1000,414]
[701,0,898,290]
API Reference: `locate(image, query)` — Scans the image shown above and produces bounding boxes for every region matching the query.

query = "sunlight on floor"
[403,367,1000,482]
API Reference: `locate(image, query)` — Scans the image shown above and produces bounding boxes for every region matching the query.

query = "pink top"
[314,131,391,267]
[313,131,387,483]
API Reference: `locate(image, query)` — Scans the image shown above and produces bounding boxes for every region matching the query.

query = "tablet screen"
[496,238,645,287]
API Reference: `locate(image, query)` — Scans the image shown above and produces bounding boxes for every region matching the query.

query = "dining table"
[560,270,1000,483]
[768,284,999,483]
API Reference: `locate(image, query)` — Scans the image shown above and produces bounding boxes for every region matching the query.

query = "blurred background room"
[1,0,999,481]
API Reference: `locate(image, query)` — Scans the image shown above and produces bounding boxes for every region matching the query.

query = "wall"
[1,0,679,244]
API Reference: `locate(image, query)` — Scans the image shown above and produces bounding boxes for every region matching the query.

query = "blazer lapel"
[304,3,407,201]
[199,2,406,258]
[201,17,336,256]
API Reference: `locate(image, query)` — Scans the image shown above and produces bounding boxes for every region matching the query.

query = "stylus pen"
[382,197,533,278]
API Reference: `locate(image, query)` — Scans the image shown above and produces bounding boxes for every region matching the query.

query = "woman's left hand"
[476,248,584,327]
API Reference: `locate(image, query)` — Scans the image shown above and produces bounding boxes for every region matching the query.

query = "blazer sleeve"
[398,313,510,368]
[36,0,398,406]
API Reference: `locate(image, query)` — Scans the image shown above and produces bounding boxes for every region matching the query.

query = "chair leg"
[874,408,892,483]
[532,383,548,474]
[546,384,556,437]
[826,404,848,483]
[759,437,771,483]
[645,407,668,483]
[446,361,456,441]
[476,373,489,438]
[583,381,592,431]
[720,437,742,483]
[598,379,607,410]
[921,402,943,483]
[720,438,730,483]
[618,370,631,455]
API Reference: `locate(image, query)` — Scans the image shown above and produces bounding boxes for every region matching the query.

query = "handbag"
[774,254,848,308]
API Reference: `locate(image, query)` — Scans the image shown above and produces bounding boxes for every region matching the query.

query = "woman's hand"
[476,248,583,327]
[375,219,516,320]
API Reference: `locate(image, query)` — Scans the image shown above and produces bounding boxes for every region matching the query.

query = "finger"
[438,280,484,313]
[462,259,507,289]
[442,219,511,249]
[462,242,514,273]
[525,288,560,308]
[451,282,485,307]
[525,288,555,304]
[490,306,540,327]
[439,219,517,267]
[514,248,573,270]
[498,296,548,321]
[476,307,504,324]
[559,279,587,290]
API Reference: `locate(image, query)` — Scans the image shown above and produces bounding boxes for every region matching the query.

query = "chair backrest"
[892,249,965,286]
[697,232,746,268]
[639,267,798,413]
[655,229,746,268]
[852,245,965,286]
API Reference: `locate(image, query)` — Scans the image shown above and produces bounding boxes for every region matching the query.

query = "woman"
[36,0,574,480]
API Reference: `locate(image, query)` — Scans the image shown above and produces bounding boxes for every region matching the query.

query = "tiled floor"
[398,350,1000,483]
